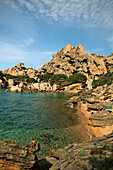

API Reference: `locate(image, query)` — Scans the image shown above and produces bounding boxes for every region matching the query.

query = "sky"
[0,0,113,71]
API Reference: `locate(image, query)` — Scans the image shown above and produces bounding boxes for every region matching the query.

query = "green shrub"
[92,71,113,88]
[64,158,68,162]
[50,74,67,86]
[69,59,75,66]
[37,72,53,82]
[89,155,113,169]
[81,59,88,63]
[37,73,87,86]
[0,72,5,82]
[78,149,87,156]
[67,73,87,83]
[4,74,37,83]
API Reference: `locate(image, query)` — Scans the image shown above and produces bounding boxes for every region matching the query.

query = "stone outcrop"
[0,140,38,170]
[49,132,113,170]
[3,44,111,81]
[69,83,113,128]
[3,63,38,79]
[1,132,113,170]
[38,44,108,78]
[1,44,113,92]
[0,71,7,88]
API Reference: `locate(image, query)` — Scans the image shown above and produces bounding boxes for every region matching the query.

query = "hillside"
[1,44,113,92]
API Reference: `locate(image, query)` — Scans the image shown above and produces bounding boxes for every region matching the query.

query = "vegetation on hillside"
[4,74,37,83]
[67,73,87,83]
[92,71,113,88]
[50,74,67,86]
[37,72,87,86]
[0,72,5,82]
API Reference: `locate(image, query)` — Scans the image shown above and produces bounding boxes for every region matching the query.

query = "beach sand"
[78,102,113,139]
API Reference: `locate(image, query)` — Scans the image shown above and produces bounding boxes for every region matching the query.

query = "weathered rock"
[45,157,58,165]
[51,149,63,159]
[8,79,14,86]
[10,85,22,93]
[85,97,97,104]
[0,140,38,169]
[86,78,93,90]
[3,63,37,79]
[50,132,113,170]
[69,96,80,103]
[37,44,108,80]
[5,89,8,92]
[88,103,104,110]
[16,63,24,68]
[19,82,24,88]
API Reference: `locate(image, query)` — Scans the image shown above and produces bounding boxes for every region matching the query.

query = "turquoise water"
[0,89,87,158]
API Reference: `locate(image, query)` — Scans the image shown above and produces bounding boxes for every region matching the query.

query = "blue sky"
[0,0,113,71]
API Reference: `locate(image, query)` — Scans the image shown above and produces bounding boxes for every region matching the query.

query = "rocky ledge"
[1,132,113,170]
[69,83,113,128]
[0,140,38,170]
[49,132,113,170]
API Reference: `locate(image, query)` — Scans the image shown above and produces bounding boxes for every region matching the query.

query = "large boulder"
[10,85,22,93]
[88,103,104,110]
[0,140,38,169]
[8,79,14,86]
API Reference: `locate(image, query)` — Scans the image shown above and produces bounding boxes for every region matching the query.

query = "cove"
[0,89,88,158]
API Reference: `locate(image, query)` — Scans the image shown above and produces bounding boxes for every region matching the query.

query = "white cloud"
[0,41,53,70]
[108,36,113,50]
[0,42,27,62]
[19,38,34,47]
[4,0,20,10]
[108,36,113,43]
[40,51,56,55]
[18,0,35,11]
[1,0,113,28]
[86,48,103,54]
[19,0,113,28]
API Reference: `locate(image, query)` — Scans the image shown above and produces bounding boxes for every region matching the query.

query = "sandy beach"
[78,102,113,139]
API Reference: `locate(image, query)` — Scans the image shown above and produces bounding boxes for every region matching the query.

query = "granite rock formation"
[1,44,113,92]
[38,44,108,78]
[3,63,38,79]
[0,140,38,170]
[49,132,113,170]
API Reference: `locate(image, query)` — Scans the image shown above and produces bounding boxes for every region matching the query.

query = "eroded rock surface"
[0,140,38,170]
[50,132,113,170]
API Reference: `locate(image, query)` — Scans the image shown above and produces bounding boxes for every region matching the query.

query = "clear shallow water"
[0,89,87,158]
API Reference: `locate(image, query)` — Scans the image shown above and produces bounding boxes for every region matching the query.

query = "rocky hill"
[1,44,113,92]
[3,44,113,79]
[38,44,109,77]
[3,63,38,79]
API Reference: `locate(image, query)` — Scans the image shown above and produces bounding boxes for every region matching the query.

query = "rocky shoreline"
[0,132,113,169]
[0,44,113,169]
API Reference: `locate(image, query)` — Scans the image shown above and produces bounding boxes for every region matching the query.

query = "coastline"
[78,102,113,139]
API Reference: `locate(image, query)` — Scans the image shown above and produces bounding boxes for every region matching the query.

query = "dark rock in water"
[0,140,38,169]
